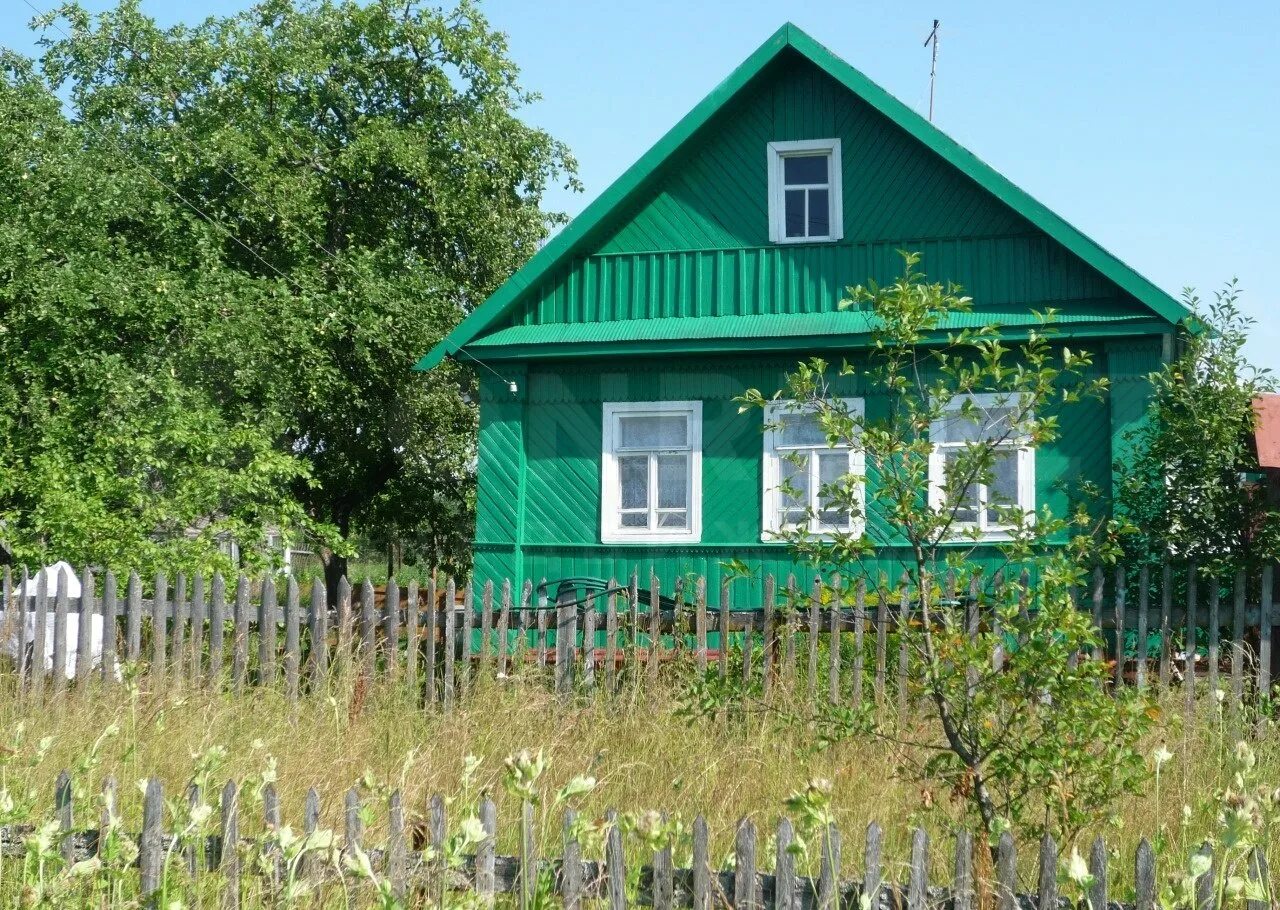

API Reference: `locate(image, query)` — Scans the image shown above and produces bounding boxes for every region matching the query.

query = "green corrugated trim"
[470,308,1152,348]
[466,315,1169,362]
[415,23,1190,371]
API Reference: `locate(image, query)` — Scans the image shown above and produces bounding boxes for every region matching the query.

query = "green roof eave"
[461,311,1172,362]
[414,22,1190,372]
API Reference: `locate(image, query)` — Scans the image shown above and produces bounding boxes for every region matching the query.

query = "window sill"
[760,530,865,543]
[601,531,703,545]
[771,235,840,245]
[934,532,1026,545]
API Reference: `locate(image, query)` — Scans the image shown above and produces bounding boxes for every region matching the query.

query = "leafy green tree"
[0,50,312,572]
[3,0,577,579]
[1118,284,1278,575]
[735,252,1152,839]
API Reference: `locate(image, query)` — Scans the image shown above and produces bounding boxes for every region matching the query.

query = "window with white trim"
[763,399,864,538]
[601,401,702,543]
[767,139,843,243]
[928,394,1035,535]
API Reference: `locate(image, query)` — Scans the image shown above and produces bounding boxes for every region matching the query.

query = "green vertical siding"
[1107,337,1167,506]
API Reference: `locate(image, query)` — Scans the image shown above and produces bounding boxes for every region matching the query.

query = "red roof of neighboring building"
[1253,396,1280,469]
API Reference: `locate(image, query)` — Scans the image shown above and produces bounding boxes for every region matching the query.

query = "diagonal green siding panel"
[473,345,1135,595]
[597,55,1031,254]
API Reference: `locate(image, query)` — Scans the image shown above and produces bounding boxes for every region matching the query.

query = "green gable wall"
[472,338,1165,605]
[598,53,1027,253]
[486,50,1150,341]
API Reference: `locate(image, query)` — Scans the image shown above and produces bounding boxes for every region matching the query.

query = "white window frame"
[767,138,844,244]
[601,401,702,544]
[927,393,1035,538]
[762,399,865,540]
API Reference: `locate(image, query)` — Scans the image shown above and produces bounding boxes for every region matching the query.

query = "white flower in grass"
[1152,745,1174,769]
[1064,844,1095,890]
[1067,847,1094,889]
[458,815,486,847]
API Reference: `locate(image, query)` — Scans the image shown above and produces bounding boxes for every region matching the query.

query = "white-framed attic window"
[927,393,1035,538]
[762,399,864,539]
[601,401,702,544]
[767,139,843,243]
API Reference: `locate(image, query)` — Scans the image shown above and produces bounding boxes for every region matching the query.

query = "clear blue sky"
[5,1,1278,370]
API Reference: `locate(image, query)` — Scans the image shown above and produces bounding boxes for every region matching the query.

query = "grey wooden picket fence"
[0,561,1275,709]
[3,766,1244,910]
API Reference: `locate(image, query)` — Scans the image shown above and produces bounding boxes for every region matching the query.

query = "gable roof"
[416,23,1189,371]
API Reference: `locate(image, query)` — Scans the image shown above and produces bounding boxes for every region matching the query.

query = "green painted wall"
[472,339,1164,605]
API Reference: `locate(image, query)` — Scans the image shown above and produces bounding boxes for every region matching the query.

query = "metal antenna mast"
[924,19,940,121]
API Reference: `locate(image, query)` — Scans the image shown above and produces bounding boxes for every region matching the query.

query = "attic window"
[767,139,843,243]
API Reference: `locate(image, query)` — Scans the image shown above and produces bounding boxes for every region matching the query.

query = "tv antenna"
[923,19,940,121]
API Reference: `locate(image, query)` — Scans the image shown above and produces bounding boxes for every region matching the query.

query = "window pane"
[934,401,1018,444]
[807,188,829,236]
[656,454,688,509]
[656,510,687,529]
[781,510,809,527]
[981,406,1017,442]
[619,455,648,509]
[817,452,847,491]
[986,449,1020,525]
[620,512,647,528]
[779,456,810,528]
[784,189,805,238]
[944,451,980,524]
[817,452,849,528]
[777,410,827,447]
[618,414,687,449]
[783,153,827,184]
[934,414,982,444]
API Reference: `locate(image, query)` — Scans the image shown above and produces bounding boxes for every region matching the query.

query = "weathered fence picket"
[52,569,68,695]
[190,574,205,685]
[172,573,188,681]
[233,575,249,693]
[0,761,1224,910]
[3,559,1279,719]
[76,567,94,686]
[407,578,421,689]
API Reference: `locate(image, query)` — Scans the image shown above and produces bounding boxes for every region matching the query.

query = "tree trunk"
[322,510,352,605]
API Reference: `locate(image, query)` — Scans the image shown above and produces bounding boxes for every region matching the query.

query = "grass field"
[0,663,1275,903]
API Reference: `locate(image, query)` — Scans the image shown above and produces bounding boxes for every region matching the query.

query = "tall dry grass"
[0,664,1275,893]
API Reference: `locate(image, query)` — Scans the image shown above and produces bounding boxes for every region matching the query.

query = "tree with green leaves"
[733,252,1151,840]
[1117,283,1278,575]
[0,47,314,572]
[2,0,577,579]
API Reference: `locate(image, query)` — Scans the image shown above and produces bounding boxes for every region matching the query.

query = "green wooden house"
[416,24,1189,605]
